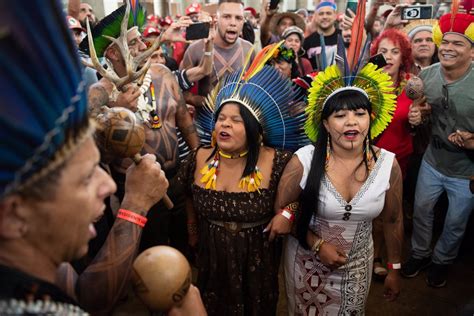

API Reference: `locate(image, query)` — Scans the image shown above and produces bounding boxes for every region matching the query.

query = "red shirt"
[375,89,413,178]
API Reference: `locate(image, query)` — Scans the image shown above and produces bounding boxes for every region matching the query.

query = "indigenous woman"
[370,29,416,279]
[267,42,301,79]
[178,65,307,315]
[279,62,404,314]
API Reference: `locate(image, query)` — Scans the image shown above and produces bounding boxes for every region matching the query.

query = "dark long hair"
[296,90,377,248]
[208,102,263,178]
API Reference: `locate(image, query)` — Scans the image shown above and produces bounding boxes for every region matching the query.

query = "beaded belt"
[207,217,271,233]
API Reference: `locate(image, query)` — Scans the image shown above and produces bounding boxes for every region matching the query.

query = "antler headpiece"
[80,0,162,90]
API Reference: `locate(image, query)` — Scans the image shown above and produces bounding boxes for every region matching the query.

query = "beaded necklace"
[200,150,264,193]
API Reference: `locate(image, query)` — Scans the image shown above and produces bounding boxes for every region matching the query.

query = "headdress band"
[316,1,337,11]
[322,86,369,109]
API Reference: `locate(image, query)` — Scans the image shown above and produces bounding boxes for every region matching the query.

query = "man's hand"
[448,130,474,149]
[341,9,355,30]
[113,84,141,112]
[168,285,207,316]
[122,154,169,215]
[408,97,427,126]
[264,0,278,17]
[161,16,192,43]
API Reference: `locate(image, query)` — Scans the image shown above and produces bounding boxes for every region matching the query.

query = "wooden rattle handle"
[133,154,174,210]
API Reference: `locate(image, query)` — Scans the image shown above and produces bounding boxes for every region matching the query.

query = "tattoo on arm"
[88,84,109,117]
[274,155,304,213]
[73,217,143,314]
[175,86,200,149]
[382,159,404,263]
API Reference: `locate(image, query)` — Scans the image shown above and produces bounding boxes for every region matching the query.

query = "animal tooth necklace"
[200,150,264,193]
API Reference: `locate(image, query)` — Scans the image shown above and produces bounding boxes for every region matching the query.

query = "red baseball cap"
[244,7,257,18]
[185,3,201,16]
[66,16,85,32]
[160,16,173,26]
[143,26,161,38]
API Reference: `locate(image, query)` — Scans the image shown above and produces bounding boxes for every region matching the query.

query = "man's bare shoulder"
[150,64,175,80]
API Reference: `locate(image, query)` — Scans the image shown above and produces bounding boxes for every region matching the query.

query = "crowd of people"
[0,0,473,315]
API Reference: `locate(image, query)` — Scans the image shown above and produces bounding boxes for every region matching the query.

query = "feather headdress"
[432,10,474,46]
[303,0,397,143]
[305,63,397,143]
[0,0,91,197]
[196,54,308,151]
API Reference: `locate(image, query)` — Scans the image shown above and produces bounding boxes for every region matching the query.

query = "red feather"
[346,0,367,73]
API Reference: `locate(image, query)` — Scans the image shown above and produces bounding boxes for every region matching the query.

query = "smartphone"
[369,53,387,69]
[346,0,358,15]
[269,0,280,10]
[401,5,433,20]
[185,22,210,41]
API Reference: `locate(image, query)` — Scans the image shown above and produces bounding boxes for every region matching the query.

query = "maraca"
[95,107,174,209]
[132,246,192,311]
[405,76,424,100]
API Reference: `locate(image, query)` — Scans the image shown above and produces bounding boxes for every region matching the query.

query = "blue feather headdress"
[196,65,308,151]
[0,0,91,197]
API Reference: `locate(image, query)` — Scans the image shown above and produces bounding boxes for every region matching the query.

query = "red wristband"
[117,209,147,227]
[387,262,401,270]
[279,209,295,222]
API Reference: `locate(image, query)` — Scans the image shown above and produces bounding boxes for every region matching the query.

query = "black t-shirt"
[303,29,341,70]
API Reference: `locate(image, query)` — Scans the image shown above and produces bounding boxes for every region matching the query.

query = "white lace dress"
[283,145,395,316]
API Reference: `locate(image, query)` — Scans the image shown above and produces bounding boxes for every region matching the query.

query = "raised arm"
[184,26,215,83]
[381,158,404,301]
[260,1,277,47]
[57,155,169,313]
[68,0,81,19]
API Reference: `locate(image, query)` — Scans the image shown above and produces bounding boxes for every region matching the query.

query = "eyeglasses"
[442,84,449,110]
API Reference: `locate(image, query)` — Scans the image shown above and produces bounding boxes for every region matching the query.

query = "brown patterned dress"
[178,148,292,316]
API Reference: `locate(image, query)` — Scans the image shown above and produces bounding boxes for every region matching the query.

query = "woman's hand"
[264,213,292,241]
[383,270,401,301]
[318,242,348,269]
[306,230,347,269]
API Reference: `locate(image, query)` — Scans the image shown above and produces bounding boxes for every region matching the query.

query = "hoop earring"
[325,136,331,171]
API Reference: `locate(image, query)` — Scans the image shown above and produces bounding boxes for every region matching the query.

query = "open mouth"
[219,131,231,140]
[343,130,359,139]
[226,30,238,39]
[441,53,455,59]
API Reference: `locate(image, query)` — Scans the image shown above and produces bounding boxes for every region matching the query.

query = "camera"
[401,5,433,20]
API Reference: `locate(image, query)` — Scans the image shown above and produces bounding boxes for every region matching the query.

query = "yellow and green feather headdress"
[305,63,397,142]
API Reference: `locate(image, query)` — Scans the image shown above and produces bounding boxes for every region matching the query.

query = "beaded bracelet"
[117,209,147,228]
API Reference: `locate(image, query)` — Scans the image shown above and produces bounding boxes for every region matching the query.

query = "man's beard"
[218,28,238,45]
[81,18,97,29]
